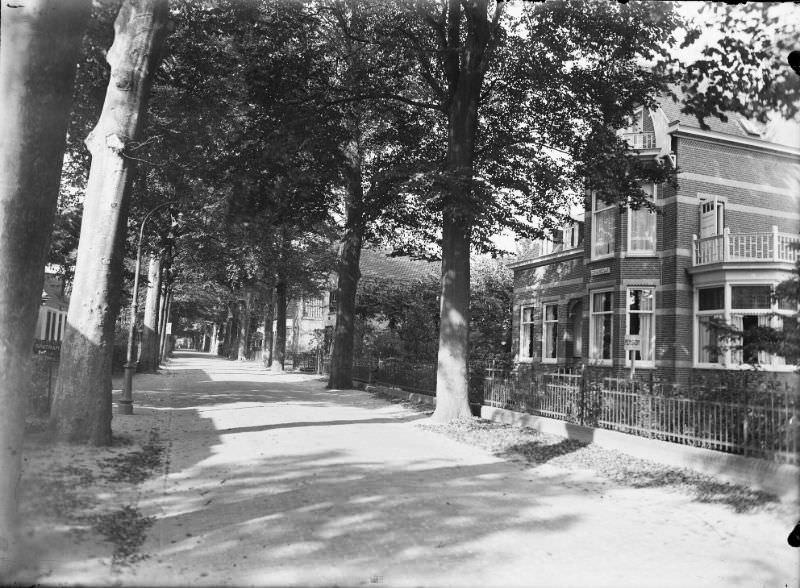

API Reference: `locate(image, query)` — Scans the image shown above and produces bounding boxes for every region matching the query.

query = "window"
[697,287,724,364]
[695,284,795,368]
[520,306,535,361]
[626,288,654,364]
[592,192,615,258]
[730,285,774,366]
[568,299,583,358]
[628,183,656,254]
[542,304,558,361]
[590,291,613,362]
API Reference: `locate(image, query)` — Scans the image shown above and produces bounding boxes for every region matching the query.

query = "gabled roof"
[657,95,757,139]
[654,86,798,145]
[359,249,439,283]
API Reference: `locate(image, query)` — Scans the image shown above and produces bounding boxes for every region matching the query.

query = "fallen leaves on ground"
[418,416,781,514]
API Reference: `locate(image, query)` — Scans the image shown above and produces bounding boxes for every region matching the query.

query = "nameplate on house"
[590,267,611,276]
[623,336,642,352]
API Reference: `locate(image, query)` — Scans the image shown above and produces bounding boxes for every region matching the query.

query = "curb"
[482,405,800,503]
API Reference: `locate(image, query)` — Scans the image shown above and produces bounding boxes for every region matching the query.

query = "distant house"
[508,97,800,386]
[35,273,69,342]
[274,248,439,355]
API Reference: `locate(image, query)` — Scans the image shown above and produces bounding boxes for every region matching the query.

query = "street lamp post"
[119,201,174,415]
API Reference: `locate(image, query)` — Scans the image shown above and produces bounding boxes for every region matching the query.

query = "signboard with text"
[623,336,642,352]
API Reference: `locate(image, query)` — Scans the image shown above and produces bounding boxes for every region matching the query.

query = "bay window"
[695,284,796,368]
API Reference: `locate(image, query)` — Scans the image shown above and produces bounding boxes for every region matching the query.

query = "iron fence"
[484,368,799,464]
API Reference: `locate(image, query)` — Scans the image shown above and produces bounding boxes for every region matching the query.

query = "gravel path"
[12,352,800,587]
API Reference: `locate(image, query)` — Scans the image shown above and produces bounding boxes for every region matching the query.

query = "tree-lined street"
[2,0,799,582]
[13,351,799,587]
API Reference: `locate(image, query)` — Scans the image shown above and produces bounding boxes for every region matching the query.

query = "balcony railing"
[693,227,800,266]
[623,132,656,150]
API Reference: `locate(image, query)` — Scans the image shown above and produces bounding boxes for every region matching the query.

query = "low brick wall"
[482,405,800,503]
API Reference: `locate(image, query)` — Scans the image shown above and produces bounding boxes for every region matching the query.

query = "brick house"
[508,98,800,387]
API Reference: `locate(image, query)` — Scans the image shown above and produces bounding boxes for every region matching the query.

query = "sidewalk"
[22,352,800,587]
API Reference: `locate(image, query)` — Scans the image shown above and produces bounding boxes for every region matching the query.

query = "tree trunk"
[328,136,365,389]
[158,285,172,362]
[160,289,173,358]
[227,300,240,359]
[237,292,251,361]
[210,322,219,354]
[431,0,497,422]
[432,213,473,421]
[50,0,171,444]
[138,254,161,372]
[328,225,363,389]
[263,296,274,366]
[0,0,89,573]
[272,280,287,372]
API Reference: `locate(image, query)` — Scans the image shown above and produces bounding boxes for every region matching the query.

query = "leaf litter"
[418,416,783,514]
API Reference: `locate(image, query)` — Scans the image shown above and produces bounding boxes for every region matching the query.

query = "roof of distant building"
[359,249,439,283]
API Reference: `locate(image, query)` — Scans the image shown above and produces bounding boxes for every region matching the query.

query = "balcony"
[693,227,800,266]
[623,132,656,150]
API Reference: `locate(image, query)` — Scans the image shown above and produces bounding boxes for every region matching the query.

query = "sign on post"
[623,336,642,352]
[624,336,642,380]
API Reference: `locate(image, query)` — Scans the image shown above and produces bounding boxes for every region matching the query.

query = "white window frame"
[694,283,797,370]
[519,305,536,362]
[589,290,614,365]
[568,298,583,358]
[542,303,558,363]
[625,287,655,367]
[627,183,657,256]
[591,191,616,260]
[695,286,725,367]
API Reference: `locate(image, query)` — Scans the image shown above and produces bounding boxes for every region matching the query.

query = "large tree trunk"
[237,292,251,361]
[431,0,499,422]
[432,214,473,421]
[49,0,170,444]
[210,322,219,354]
[328,225,363,389]
[271,280,287,372]
[0,0,89,573]
[138,254,161,372]
[328,137,365,389]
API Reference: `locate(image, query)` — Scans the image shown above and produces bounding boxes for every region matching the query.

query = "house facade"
[35,272,69,343]
[509,100,800,387]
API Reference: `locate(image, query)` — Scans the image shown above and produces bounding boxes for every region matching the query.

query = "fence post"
[579,364,586,426]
